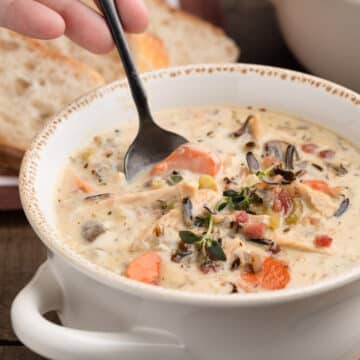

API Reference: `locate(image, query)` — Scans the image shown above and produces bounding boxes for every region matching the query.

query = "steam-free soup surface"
[55,106,360,294]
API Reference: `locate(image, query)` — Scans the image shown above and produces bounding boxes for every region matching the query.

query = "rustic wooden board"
[0,211,60,359]
[0,346,45,360]
[0,186,21,211]
[0,211,46,341]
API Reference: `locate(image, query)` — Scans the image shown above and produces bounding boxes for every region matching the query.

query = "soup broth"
[55,106,360,294]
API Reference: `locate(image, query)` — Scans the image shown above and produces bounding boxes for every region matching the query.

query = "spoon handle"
[98,0,153,122]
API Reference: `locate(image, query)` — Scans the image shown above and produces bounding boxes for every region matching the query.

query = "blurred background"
[181,0,293,66]
[180,0,360,92]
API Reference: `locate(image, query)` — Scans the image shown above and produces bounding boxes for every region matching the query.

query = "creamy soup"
[55,106,360,294]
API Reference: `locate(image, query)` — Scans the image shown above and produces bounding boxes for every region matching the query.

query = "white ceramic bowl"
[271,0,360,92]
[11,64,360,360]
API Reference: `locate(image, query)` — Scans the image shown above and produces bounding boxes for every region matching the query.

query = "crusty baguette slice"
[0,29,104,171]
[81,0,239,65]
[143,0,239,65]
[46,32,169,83]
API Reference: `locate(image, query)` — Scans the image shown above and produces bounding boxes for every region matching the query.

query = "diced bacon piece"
[272,188,292,214]
[318,150,335,159]
[314,235,333,248]
[243,223,266,239]
[301,143,318,154]
[234,211,249,224]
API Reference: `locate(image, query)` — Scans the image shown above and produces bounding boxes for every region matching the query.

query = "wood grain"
[0,211,51,358]
[0,186,21,210]
[0,346,45,360]
[180,0,223,26]
[0,211,46,340]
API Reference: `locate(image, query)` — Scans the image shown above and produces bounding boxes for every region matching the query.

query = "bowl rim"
[20,63,360,307]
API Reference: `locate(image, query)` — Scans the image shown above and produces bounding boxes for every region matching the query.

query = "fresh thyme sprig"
[216,186,263,213]
[178,213,226,263]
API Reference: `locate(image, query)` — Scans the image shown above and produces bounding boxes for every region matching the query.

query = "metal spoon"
[98,0,188,180]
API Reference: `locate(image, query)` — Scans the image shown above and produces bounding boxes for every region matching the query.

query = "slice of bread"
[0,29,104,171]
[0,1,239,173]
[46,32,169,83]
[81,0,239,66]
[144,0,239,65]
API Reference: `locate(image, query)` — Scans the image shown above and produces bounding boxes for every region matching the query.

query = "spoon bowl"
[124,120,188,180]
[99,0,188,180]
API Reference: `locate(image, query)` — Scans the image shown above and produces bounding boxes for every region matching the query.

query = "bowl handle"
[11,262,186,360]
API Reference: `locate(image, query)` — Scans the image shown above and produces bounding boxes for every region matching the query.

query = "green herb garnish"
[217,187,263,212]
[168,171,183,185]
[256,165,274,180]
[179,230,201,244]
[206,240,226,261]
[176,214,226,265]
[194,216,210,227]
[193,206,214,227]
[216,201,228,211]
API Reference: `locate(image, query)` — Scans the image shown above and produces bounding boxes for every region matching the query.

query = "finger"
[37,0,148,54]
[0,0,65,39]
[36,0,113,53]
[93,0,148,32]
[115,0,148,33]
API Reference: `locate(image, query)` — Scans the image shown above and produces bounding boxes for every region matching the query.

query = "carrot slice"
[125,251,162,285]
[241,257,290,290]
[74,177,93,193]
[302,180,340,197]
[150,143,221,177]
[257,181,269,190]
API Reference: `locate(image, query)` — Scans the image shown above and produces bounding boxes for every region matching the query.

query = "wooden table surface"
[0,211,45,359]
[0,211,57,359]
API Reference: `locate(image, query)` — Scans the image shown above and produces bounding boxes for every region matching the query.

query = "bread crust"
[45,32,169,82]
[0,0,239,173]
[144,0,239,63]
[129,33,170,72]
[0,30,105,171]
[24,37,104,84]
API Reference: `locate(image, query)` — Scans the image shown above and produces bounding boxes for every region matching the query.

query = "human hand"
[0,0,148,53]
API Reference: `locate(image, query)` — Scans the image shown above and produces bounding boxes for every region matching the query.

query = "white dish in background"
[11,64,360,360]
[0,176,20,210]
[271,0,360,92]
[166,0,179,8]
[0,176,18,187]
